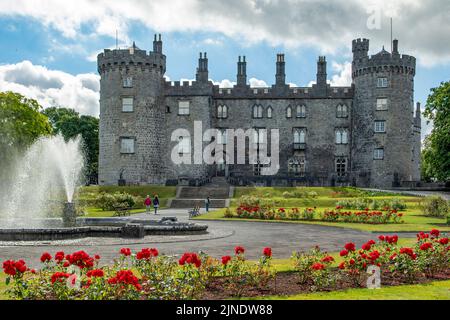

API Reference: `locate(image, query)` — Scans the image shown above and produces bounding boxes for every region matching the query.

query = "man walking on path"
[144,195,152,214]
[205,196,211,213]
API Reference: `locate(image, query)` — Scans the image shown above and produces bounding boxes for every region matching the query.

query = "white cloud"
[212,79,236,88]
[0,0,449,66]
[249,78,268,88]
[329,61,352,86]
[0,61,100,116]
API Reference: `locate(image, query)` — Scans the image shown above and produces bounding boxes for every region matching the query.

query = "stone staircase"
[170,177,232,209]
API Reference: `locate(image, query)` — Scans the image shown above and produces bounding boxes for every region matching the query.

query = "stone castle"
[97,35,421,188]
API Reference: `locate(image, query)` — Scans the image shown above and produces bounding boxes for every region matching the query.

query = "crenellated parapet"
[97,46,166,75]
[352,39,415,79]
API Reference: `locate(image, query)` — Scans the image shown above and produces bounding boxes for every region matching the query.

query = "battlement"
[97,46,166,74]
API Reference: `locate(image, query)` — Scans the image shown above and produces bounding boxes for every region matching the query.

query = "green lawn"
[256,280,450,300]
[195,187,449,232]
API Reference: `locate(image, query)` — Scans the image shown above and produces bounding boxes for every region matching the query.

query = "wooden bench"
[188,205,201,218]
[113,206,132,217]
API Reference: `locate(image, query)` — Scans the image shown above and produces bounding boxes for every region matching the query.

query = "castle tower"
[316,56,327,89]
[97,35,167,185]
[351,38,419,187]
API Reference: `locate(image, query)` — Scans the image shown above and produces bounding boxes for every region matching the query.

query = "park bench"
[188,205,201,218]
[113,205,132,217]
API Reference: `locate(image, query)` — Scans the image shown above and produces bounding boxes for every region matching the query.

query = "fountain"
[0,134,207,241]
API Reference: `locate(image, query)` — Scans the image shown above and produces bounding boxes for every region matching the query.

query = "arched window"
[253,104,263,118]
[335,129,349,144]
[337,104,348,118]
[294,128,306,144]
[296,105,306,118]
[286,106,292,118]
[267,106,273,118]
[217,105,228,118]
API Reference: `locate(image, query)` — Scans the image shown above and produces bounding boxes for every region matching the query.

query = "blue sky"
[0,0,449,139]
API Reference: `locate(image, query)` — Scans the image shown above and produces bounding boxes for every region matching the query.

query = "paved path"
[0,209,405,268]
[363,188,450,200]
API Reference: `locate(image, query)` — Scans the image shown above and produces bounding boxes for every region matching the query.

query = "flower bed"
[234,206,404,224]
[2,230,449,300]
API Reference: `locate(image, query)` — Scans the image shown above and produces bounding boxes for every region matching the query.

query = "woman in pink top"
[144,195,152,214]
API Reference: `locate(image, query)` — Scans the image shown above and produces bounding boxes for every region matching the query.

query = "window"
[178,101,190,115]
[120,138,135,154]
[376,98,388,111]
[253,89,258,94]
[293,89,298,94]
[254,161,262,176]
[294,128,306,144]
[123,77,133,88]
[336,157,347,177]
[253,128,266,144]
[377,77,388,88]
[288,157,306,177]
[267,106,273,119]
[218,88,223,94]
[296,105,306,118]
[178,136,191,154]
[252,105,263,118]
[227,89,231,94]
[374,148,384,160]
[286,106,292,118]
[264,88,269,94]
[337,104,348,118]
[335,129,349,144]
[217,129,228,145]
[374,120,386,133]
[217,105,228,118]
[122,97,134,112]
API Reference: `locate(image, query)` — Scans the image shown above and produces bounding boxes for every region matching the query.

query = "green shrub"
[420,196,449,218]
[95,192,137,211]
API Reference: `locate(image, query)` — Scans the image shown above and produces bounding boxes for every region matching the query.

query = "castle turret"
[237,56,247,86]
[351,38,418,187]
[97,38,167,185]
[196,52,208,83]
[275,54,286,86]
[153,34,163,54]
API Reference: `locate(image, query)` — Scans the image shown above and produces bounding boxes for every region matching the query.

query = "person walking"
[144,195,152,214]
[153,195,160,215]
[205,196,211,213]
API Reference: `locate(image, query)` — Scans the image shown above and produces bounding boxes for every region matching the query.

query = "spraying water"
[0,135,85,228]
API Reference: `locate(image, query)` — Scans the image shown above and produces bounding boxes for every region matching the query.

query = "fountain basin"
[0,217,208,241]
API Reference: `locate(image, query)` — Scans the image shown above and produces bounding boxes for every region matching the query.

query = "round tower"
[351,38,417,188]
[97,35,167,185]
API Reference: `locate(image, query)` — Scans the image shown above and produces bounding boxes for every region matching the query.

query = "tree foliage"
[42,107,99,179]
[422,81,450,182]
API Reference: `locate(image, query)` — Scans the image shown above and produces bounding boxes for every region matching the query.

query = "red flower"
[389,253,397,260]
[344,243,356,252]
[51,272,70,284]
[63,261,70,268]
[349,259,355,265]
[55,251,65,263]
[321,255,334,263]
[107,270,141,291]
[179,252,201,268]
[136,248,158,260]
[430,229,440,238]
[311,263,325,270]
[94,255,101,260]
[338,262,345,270]
[361,242,372,251]
[221,255,232,265]
[340,249,348,257]
[65,250,94,269]
[420,242,433,251]
[120,248,132,256]
[439,238,449,245]
[86,269,104,278]
[235,246,245,255]
[399,247,417,260]
[378,235,385,241]
[263,247,272,258]
[40,252,52,263]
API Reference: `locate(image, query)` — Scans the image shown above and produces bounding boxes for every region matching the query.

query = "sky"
[0,0,449,140]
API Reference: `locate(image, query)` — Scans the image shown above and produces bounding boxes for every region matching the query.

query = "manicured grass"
[0,273,8,300]
[84,207,146,218]
[194,190,449,232]
[256,280,450,300]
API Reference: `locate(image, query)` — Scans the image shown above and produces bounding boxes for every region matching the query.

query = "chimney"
[237,56,247,86]
[275,54,286,86]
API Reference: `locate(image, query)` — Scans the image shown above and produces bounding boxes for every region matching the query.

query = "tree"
[42,107,99,181]
[422,81,450,182]
[0,92,53,179]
